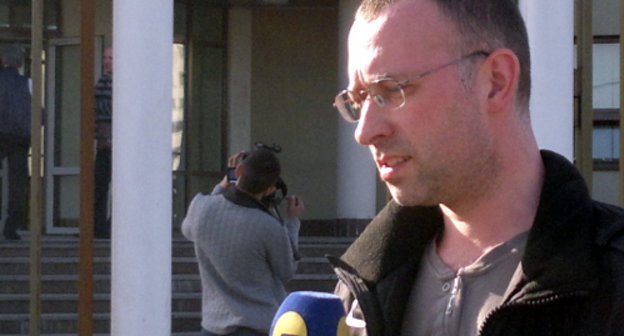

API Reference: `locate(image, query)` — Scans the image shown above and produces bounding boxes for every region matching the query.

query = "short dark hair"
[356,0,531,109]
[1,44,25,69]
[237,148,281,194]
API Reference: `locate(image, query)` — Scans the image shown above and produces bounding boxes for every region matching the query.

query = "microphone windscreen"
[270,291,349,336]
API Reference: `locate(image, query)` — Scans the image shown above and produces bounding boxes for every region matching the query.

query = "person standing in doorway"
[0,45,31,241]
[94,46,113,239]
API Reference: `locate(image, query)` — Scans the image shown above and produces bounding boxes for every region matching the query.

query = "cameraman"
[181,148,304,336]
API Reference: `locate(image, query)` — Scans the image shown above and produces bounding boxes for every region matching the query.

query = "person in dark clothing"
[94,47,113,239]
[330,0,624,335]
[0,45,31,241]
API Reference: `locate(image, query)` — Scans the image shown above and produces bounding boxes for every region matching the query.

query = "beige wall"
[57,2,343,220]
[252,8,339,219]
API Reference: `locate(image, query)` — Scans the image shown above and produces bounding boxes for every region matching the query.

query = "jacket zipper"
[334,266,369,303]
[332,263,383,335]
[477,290,589,336]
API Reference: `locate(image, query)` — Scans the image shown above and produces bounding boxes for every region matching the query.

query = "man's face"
[103,47,113,75]
[348,0,496,207]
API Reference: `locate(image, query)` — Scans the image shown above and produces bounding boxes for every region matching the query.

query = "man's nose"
[354,100,392,146]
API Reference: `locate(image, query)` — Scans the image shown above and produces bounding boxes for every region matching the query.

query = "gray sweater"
[181,184,300,334]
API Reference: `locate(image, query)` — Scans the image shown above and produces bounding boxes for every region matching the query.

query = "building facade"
[0,0,621,236]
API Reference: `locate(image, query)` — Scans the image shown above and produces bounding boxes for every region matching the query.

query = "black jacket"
[0,67,31,141]
[328,151,624,336]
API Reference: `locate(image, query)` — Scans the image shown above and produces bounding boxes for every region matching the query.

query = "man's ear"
[482,48,520,113]
[235,165,243,178]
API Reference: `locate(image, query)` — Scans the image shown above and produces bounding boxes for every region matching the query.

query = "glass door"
[44,37,102,234]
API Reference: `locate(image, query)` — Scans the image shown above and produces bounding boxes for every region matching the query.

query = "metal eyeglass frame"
[333,50,491,123]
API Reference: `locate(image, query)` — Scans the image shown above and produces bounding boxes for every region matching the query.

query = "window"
[0,0,60,37]
[591,40,621,169]
[172,3,228,227]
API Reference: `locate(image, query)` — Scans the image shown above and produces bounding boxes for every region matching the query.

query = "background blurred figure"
[94,46,113,239]
[0,45,31,241]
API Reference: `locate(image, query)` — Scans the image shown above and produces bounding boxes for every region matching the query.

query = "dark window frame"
[590,36,621,171]
[0,0,61,39]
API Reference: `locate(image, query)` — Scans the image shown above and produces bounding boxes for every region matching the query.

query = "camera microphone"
[270,291,348,336]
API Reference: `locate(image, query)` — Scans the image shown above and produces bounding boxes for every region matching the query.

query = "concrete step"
[0,273,337,296]
[0,311,201,334]
[0,274,338,334]
[0,281,338,335]
[1,334,197,336]
[0,256,334,276]
[0,293,202,314]
[0,235,350,335]
[0,236,351,258]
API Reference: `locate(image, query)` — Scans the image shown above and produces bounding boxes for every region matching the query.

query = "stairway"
[0,235,353,335]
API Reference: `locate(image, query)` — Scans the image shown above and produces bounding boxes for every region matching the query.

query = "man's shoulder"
[193,192,276,220]
[593,201,624,253]
[0,68,23,83]
[191,191,225,206]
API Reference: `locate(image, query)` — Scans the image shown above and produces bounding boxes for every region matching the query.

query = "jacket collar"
[222,185,273,216]
[341,150,600,295]
[517,150,598,298]
[1,67,19,76]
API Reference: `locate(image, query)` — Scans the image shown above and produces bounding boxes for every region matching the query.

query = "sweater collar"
[222,185,272,216]
[342,150,600,294]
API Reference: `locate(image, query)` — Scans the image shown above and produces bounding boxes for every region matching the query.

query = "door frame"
[44,37,102,234]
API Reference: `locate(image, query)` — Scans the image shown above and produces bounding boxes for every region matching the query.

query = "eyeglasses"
[333,51,490,123]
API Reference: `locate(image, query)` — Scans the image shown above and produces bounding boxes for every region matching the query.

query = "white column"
[111,0,173,334]
[228,8,253,153]
[336,0,377,219]
[518,0,575,160]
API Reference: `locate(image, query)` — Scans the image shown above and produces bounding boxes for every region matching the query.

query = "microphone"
[270,291,349,336]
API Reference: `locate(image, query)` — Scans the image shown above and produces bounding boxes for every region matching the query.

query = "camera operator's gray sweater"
[181,184,300,335]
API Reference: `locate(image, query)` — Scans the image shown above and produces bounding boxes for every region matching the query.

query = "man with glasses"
[328,0,624,335]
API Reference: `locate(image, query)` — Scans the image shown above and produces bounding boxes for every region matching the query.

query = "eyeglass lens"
[335,79,405,123]
[335,91,361,122]
[335,51,491,123]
